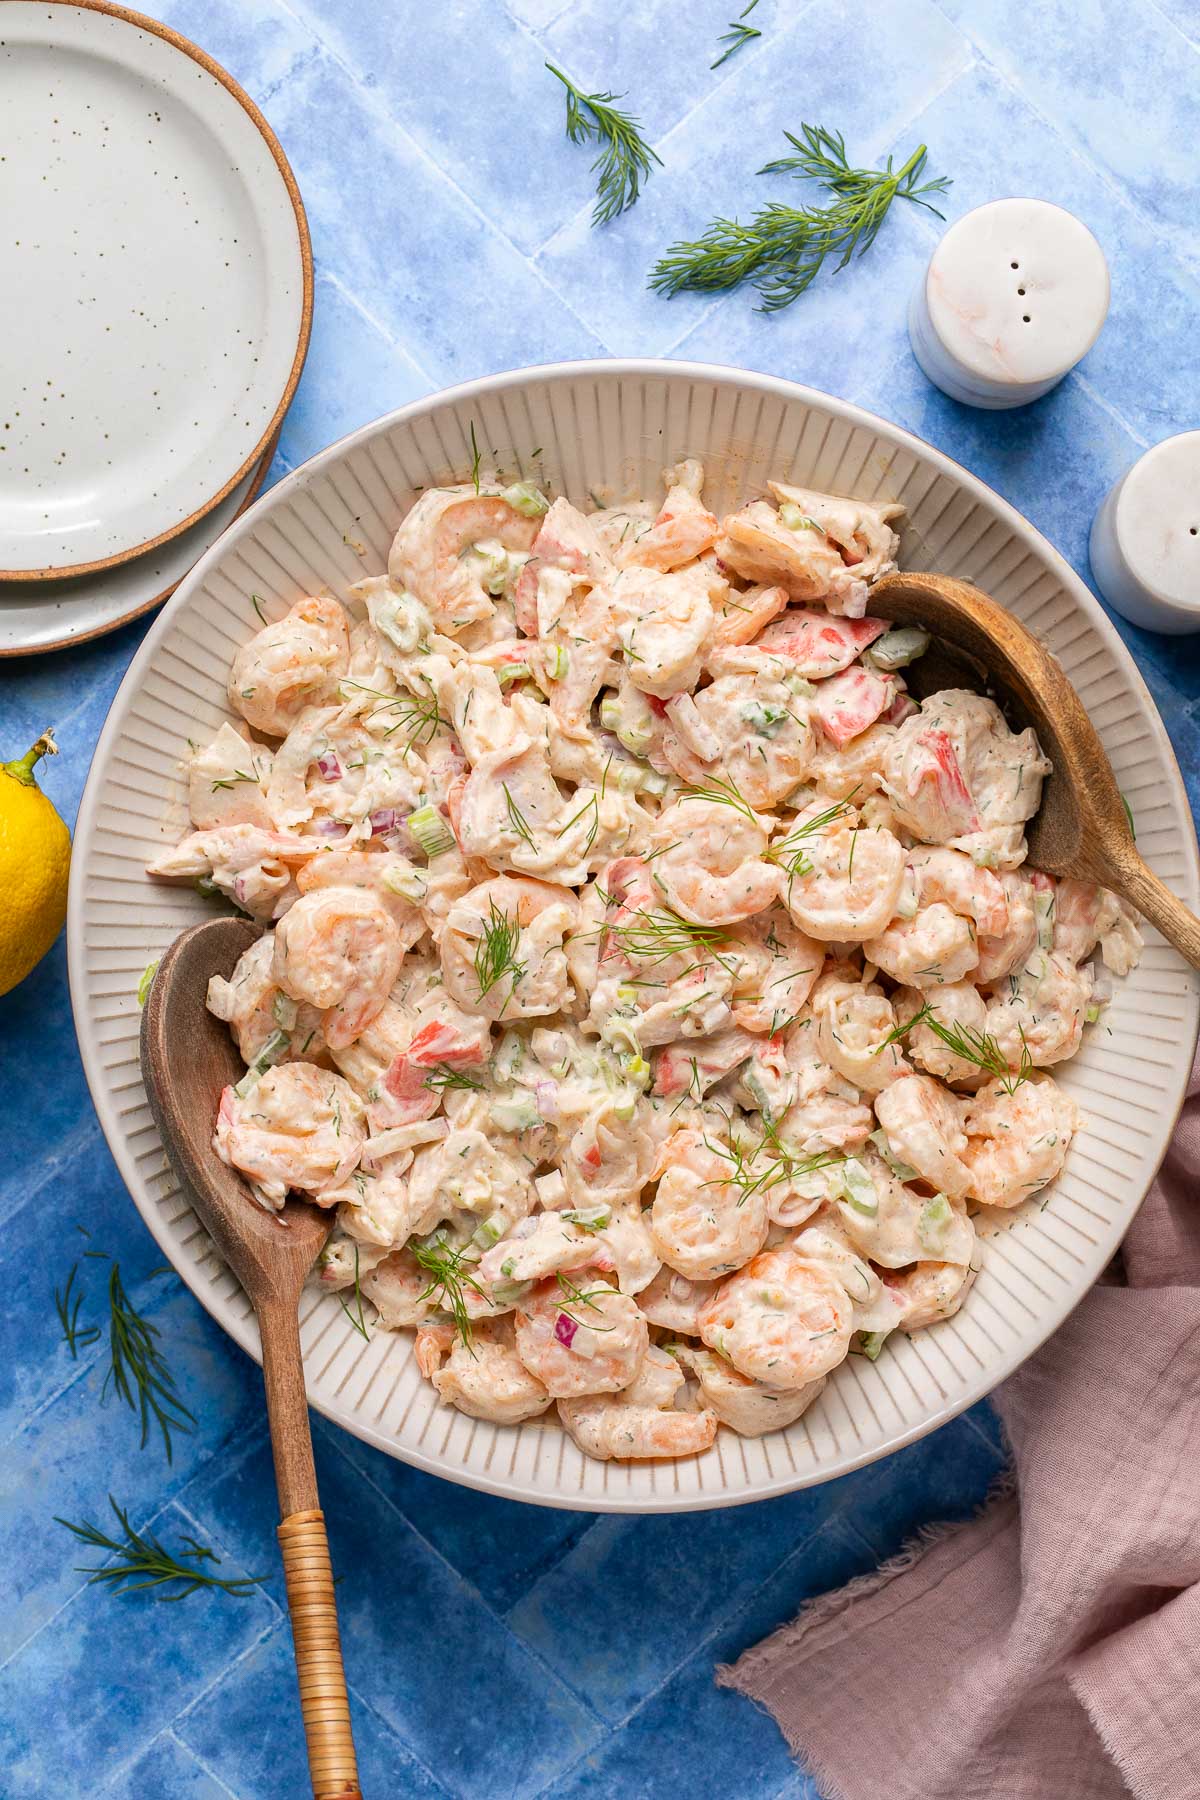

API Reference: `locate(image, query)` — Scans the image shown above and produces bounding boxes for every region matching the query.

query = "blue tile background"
[1,0,1197,1792]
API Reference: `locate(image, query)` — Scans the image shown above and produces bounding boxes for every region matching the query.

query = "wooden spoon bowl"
[141,915,361,1800]
[869,570,1200,969]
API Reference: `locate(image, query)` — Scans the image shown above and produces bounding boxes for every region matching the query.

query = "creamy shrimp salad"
[149,459,1143,1462]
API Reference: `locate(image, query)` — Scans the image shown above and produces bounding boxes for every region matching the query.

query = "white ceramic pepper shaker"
[1089,432,1200,634]
[908,198,1110,409]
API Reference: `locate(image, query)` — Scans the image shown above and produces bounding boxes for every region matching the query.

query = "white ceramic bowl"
[69,361,1200,1513]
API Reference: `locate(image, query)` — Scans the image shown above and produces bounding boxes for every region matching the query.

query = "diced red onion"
[535,1080,559,1122]
[315,751,342,782]
[369,808,400,837]
[512,1215,540,1240]
[554,1312,578,1350]
[314,818,350,839]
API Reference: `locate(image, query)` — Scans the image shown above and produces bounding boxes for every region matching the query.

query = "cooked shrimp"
[895,982,989,1085]
[985,949,1092,1069]
[865,902,979,989]
[652,797,780,926]
[186,723,274,830]
[778,810,905,943]
[791,1215,910,1332]
[681,1345,825,1437]
[621,461,719,572]
[962,1073,1080,1207]
[478,1212,599,1286]
[359,1247,439,1327]
[388,483,540,629]
[976,869,1039,984]
[512,497,615,636]
[228,595,351,738]
[810,970,909,1092]
[881,1260,976,1329]
[767,482,903,582]
[513,1277,649,1398]
[559,1360,718,1461]
[214,1064,365,1207]
[272,887,404,1049]
[825,1153,975,1269]
[613,563,718,697]
[1052,879,1143,975]
[296,848,426,946]
[698,1248,853,1386]
[907,847,1009,937]
[715,501,869,616]
[440,876,579,1021]
[648,1129,770,1279]
[659,674,814,808]
[810,664,897,748]
[421,1318,553,1425]
[884,691,1048,863]
[727,908,824,1033]
[314,1231,389,1292]
[708,583,789,650]
[873,1073,972,1198]
[637,1266,722,1334]
[147,823,321,920]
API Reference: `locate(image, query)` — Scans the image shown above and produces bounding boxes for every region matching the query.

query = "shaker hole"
[1191,527,1198,537]
[1017,286,1026,295]
[1022,314,1031,323]
[1011,260,1019,269]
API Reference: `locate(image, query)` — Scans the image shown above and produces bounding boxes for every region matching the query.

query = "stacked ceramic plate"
[0,0,311,654]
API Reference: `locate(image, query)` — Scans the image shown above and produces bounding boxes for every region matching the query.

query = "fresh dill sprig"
[679,773,759,822]
[103,1263,196,1463]
[54,1264,100,1359]
[412,1237,485,1352]
[871,1002,933,1055]
[650,124,951,311]
[557,792,600,857]
[547,63,662,227]
[769,795,856,879]
[423,1062,485,1094]
[469,422,482,494]
[56,1497,264,1601]
[338,1244,372,1343]
[503,783,537,851]
[922,1016,1033,1094]
[338,677,447,746]
[555,1271,617,1330]
[712,1,761,68]
[474,902,527,1010]
[1120,792,1137,841]
[604,906,731,966]
[704,1131,842,1208]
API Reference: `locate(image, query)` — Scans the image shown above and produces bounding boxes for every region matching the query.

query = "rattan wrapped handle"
[278,1509,362,1800]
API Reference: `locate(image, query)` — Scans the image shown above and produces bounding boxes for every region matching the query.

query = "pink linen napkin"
[717,1053,1200,1800]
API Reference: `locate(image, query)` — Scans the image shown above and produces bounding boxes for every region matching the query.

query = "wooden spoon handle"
[278,1511,362,1800]
[260,1305,362,1800]
[1113,857,1200,972]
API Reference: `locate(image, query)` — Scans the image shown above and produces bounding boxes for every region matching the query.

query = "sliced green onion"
[868,1128,918,1182]
[382,862,429,903]
[233,1029,290,1098]
[408,803,456,860]
[562,1204,612,1233]
[503,482,550,519]
[740,701,790,738]
[473,1216,506,1249]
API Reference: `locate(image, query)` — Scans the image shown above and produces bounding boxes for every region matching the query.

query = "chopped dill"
[54,1264,100,1359]
[338,1244,372,1343]
[423,1063,485,1093]
[679,773,758,822]
[474,902,527,1010]
[412,1237,485,1353]
[103,1262,196,1463]
[503,783,537,850]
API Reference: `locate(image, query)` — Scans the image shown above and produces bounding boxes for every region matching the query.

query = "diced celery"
[503,482,550,519]
[918,1193,953,1252]
[272,991,298,1030]
[783,672,815,698]
[492,1030,525,1084]
[838,1157,878,1217]
[604,1016,642,1059]
[546,644,569,681]
[740,701,790,738]
[562,1204,612,1232]
[473,1216,505,1249]
[374,589,430,652]
[854,1329,891,1362]
[408,803,456,859]
[490,1092,540,1133]
[382,862,428,903]
[867,1128,918,1182]
[1034,886,1056,951]
[868,626,930,672]
[778,502,821,533]
[613,1091,638,1122]
[497,661,533,688]
[619,1052,651,1090]
[136,960,159,1008]
[638,769,668,796]
[233,1028,290,1098]
[599,695,622,732]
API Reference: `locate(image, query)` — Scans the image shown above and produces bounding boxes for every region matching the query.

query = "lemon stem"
[4,729,58,787]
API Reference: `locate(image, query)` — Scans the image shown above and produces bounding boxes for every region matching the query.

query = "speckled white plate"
[0,0,310,579]
[0,429,277,656]
[69,362,1200,1513]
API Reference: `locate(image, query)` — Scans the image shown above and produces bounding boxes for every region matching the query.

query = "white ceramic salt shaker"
[1089,432,1200,634]
[908,198,1110,409]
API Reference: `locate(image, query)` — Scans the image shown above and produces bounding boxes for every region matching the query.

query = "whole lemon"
[0,730,72,996]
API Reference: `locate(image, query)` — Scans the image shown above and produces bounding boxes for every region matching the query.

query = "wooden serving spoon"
[869,569,1200,970]
[140,915,362,1800]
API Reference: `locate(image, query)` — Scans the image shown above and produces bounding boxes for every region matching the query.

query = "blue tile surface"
[3,0,1198,1794]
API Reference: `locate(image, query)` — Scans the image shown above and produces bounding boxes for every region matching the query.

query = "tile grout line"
[269,0,620,359]
[925,0,1200,280]
[317,1428,609,1733]
[318,265,440,389]
[164,1730,244,1800]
